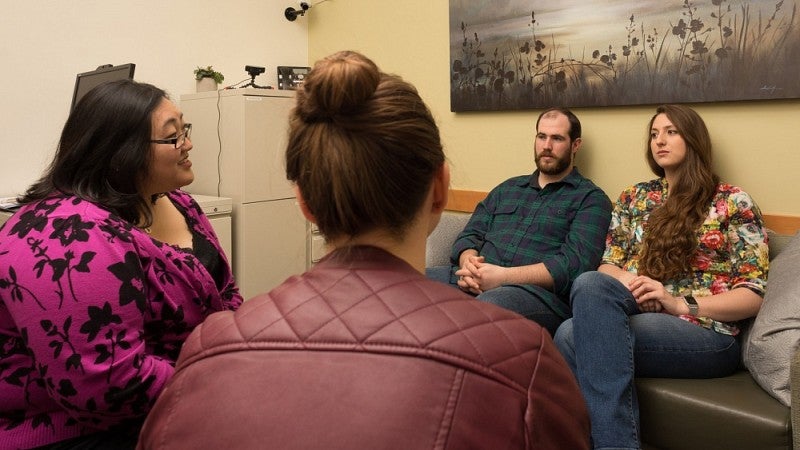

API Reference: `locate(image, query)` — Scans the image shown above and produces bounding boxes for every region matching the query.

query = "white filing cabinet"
[181,88,307,299]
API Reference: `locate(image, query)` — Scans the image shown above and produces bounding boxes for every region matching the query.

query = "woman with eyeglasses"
[0,79,242,449]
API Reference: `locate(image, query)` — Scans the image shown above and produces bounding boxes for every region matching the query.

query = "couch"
[426,209,797,450]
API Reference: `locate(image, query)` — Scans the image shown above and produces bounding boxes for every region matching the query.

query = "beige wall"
[308,0,800,216]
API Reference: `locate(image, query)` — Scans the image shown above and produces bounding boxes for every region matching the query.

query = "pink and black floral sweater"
[0,190,242,449]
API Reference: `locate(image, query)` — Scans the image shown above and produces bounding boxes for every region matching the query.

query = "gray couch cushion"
[768,229,795,259]
[425,211,470,268]
[743,231,800,407]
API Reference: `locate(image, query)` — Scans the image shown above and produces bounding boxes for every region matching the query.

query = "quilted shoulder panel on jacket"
[179,247,548,390]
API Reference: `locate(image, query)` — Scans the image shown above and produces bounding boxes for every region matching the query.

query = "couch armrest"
[791,346,800,447]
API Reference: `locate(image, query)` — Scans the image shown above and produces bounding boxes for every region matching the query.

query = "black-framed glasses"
[150,123,192,149]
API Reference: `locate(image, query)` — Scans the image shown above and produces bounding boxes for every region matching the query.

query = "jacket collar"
[315,245,418,275]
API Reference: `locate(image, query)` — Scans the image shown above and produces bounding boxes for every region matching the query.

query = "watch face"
[684,295,699,316]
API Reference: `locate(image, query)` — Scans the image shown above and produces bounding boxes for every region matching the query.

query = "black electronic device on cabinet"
[277,66,310,90]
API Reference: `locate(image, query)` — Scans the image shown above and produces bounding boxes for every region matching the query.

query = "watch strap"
[683,295,699,316]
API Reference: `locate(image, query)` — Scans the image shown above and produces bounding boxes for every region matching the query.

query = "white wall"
[0,0,309,196]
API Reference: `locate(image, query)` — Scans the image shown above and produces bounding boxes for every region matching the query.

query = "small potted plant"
[194,66,225,92]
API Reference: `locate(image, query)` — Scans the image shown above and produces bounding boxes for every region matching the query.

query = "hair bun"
[298,51,381,121]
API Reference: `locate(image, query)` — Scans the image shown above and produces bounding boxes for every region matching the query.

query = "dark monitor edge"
[70,63,136,111]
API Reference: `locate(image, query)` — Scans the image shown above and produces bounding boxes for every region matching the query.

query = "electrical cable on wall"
[215,90,223,198]
[225,77,252,90]
[212,76,251,197]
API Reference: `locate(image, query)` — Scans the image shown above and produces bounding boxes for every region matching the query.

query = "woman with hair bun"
[554,104,768,449]
[138,50,590,450]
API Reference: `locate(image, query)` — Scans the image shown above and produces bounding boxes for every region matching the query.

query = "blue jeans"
[553,271,740,450]
[426,265,563,335]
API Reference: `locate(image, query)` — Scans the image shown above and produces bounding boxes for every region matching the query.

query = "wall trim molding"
[446,189,800,235]
[446,189,487,213]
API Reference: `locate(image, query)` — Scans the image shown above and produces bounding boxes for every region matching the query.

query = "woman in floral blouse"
[554,104,768,449]
[0,79,242,449]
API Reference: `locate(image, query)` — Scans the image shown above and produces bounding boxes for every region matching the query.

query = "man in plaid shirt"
[428,108,611,335]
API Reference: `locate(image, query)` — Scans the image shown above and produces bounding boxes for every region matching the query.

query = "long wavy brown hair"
[638,105,720,281]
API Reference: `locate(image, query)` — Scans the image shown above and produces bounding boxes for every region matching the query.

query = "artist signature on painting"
[759,85,783,94]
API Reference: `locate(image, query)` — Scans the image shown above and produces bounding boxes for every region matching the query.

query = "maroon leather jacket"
[138,246,589,449]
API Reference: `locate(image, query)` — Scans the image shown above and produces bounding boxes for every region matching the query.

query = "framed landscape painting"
[449,0,800,111]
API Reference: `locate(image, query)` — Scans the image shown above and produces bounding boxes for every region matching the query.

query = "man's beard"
[535,149,572,175]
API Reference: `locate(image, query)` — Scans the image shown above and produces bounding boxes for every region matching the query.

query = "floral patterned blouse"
[603,178,769,335]
[0,190,242,449]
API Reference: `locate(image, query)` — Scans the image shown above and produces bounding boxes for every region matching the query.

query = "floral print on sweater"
[603,178,768,335]
[0,190,242,449]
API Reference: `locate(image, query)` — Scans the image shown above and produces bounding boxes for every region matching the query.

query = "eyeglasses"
[150,123,192,149]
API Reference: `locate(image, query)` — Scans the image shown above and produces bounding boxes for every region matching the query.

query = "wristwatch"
[683,295,699,316]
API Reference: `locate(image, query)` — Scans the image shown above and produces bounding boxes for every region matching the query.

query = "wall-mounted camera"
[284,2,310,21]
[283,1,330,22]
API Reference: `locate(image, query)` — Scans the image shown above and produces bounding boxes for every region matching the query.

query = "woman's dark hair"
[20,79,167,226]
[639,104,720,280]
[285,51,445,242]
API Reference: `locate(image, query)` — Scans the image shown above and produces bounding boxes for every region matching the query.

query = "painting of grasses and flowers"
[450,0,799,111]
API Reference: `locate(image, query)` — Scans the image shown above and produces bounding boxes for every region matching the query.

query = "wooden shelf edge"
[447,189,800,235]
[446,189,487,213]
[763,214,800,235]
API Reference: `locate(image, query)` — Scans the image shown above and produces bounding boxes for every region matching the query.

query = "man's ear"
[294,186,317,224]
[571,137,582,156]
[431,162,450,214]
